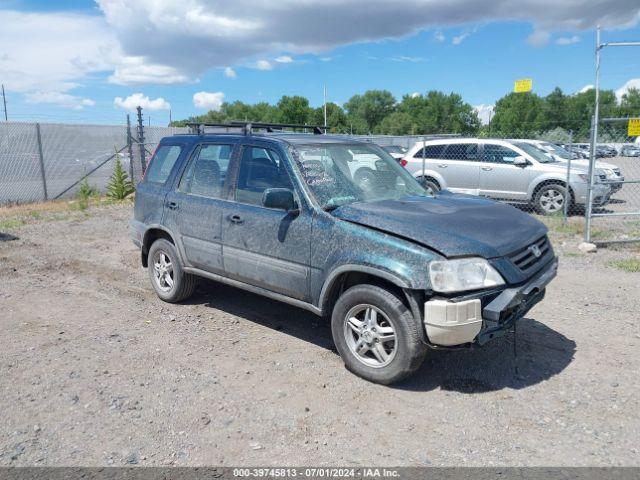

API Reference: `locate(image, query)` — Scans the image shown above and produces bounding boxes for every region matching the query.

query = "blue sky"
[1,0,639,125]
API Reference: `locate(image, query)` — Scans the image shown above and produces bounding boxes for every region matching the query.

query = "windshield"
[291,143,429,209]
[514,142,556,163]
[542,142,573,160]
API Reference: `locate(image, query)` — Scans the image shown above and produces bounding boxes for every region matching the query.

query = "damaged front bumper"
[424,258,558,347]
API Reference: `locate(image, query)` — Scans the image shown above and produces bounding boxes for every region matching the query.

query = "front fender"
[310,212,438,308]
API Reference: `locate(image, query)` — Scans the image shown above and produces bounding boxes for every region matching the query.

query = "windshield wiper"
[323,205,339,212]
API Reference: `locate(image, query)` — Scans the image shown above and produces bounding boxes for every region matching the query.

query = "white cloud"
[616,78,640,101]
[433,30,445,42]
[108,56,189,85]
[275,55,294,63]
[527,29,551,47]
[96,0,640,77]
[410,92,421,98]
[114,93,170,111]
[556,35,580,45]
[391,56,427,62]
[474,104,495,125]
[0,10,116,94]
[452,32,470,45]
[255,60,273,70]
[319,56,334,62]
[224,67,237,78]
[25,92,96,110]
[578,84,594,94]
[193,91,225,110]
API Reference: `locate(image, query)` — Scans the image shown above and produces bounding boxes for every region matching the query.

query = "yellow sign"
[514,78,533,93]
[629,118,640,137]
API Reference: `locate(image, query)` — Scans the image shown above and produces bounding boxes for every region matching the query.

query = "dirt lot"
[1,202,639,467]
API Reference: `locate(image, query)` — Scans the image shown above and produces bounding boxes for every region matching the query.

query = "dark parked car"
[130,123,557,384]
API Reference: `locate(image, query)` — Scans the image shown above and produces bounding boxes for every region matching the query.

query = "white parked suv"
[402,138,612,214]
[517,139,624,193]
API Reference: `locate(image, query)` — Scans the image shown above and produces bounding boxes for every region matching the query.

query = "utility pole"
[169,109,172,126]
[1,84,7,121]
[323,84,327,128]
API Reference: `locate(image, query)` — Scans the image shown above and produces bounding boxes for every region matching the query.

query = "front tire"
[147,239,197,303]
[331,284,427,384]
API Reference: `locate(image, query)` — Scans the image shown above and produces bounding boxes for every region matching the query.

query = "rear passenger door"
[221,144,311,301]
[163,142,236,274]
[478,143,530,201]
[436,143,480,194]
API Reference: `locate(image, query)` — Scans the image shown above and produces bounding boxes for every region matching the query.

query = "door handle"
[166,201,179,210]
[227,214,244,225]
[437,164,448,168]
[481,167,493,171]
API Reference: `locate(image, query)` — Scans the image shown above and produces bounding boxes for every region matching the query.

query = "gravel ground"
[0,202,639,467]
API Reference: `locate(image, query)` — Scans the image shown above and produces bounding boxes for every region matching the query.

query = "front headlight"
[429,257,505,293]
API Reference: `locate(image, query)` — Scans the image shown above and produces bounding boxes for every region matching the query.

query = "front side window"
[179,144,233,198]
[235,146,293,206]
[292,143,428,209]
[513,142,556,163]
[145,145,183,184]
[441,143,479,161]
[482,144,520,164]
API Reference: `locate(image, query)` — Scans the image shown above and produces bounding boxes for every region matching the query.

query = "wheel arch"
[319,265,410,313]
[141,226,177,267]
[530,178,575,203]
[412,169,446,190]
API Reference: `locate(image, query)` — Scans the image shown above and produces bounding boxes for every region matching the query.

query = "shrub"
[107,151,135,200]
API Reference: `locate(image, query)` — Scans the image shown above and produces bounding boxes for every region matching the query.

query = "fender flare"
[318,264,412,313]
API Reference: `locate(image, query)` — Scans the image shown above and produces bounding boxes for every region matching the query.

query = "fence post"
[562,130,573,225]
[422,135,426,188]
[136,106,146,172]
[126,114,134,181]
[35,123,48,201]
[585,115,597,243]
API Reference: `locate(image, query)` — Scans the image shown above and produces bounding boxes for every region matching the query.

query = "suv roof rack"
[185,122,328,135]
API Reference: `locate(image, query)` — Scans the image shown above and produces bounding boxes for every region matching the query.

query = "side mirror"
[513,156,529,167]
[262,188,297,211]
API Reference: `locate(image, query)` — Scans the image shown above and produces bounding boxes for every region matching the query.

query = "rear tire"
[534,183,568,215]
[147,239,197,303]
[418,177,440,195]
[331,284,427,385]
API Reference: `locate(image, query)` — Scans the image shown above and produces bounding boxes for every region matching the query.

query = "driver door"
[221,144,312,301]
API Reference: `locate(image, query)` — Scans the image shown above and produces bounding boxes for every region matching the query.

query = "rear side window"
[145,145,183,184]
[179,144,233,199]
[413,145,444,159]
[441,143,479,161]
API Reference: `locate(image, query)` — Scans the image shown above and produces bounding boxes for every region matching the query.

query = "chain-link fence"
[2,118,639,245]
[0,121,186,204]
[585,117,640,244]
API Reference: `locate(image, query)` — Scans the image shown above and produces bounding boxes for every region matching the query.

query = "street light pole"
[1,84,7,121]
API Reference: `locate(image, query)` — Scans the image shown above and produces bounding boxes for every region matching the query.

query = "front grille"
[508,236,550,272]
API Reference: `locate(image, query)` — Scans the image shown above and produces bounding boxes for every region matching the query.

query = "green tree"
[310,102,348,132]
[276,95,312,124]
[619,87,640,117]
[344,90,396,133]
[107,153,135,200]
[490,92,545,136]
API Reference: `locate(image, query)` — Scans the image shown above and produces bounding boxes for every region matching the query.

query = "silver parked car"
[402,138,612,215]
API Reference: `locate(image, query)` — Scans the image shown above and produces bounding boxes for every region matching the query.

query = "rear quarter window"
[145,145,183,184]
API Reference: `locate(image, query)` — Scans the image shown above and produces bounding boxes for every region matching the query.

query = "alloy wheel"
[343,304,397,368]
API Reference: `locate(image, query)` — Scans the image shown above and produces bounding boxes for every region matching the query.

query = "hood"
[332,192,547,258]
